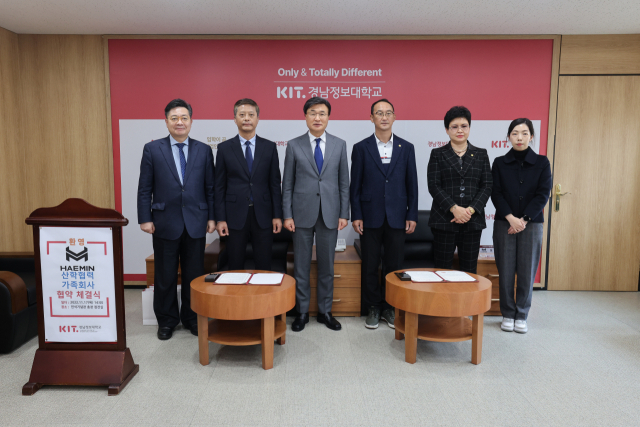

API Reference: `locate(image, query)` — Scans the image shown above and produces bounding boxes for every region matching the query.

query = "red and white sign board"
[39,227,117,343]
[108,39,554,281]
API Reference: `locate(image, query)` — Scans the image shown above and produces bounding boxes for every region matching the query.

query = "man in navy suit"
[137,99,216,340]
[350,99,418,330]
[215,98,283,270]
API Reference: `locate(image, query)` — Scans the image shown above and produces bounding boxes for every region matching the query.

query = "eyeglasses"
[307,112,328,118]
[449,125,469,131]
[374,111,395,118]
[168,116,191,123]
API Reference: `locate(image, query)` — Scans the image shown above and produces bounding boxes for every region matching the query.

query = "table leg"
[197,314,209,366]
[471,314,484,365]
[405,312,418,364]
[395,308,404,340]
[261,316,275,370]
[276,313,286,345]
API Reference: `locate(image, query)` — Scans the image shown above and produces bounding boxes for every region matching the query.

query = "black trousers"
[226,206,273,271]
[152,226,205,329]
[361,218,406,310]
[431,228,482,274]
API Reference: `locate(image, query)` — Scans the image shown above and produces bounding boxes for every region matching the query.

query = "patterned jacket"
[427,142,492,232]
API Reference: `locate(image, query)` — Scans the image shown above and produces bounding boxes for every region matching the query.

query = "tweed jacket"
[427,141,492,232]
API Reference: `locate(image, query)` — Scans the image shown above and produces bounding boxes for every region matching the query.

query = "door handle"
[554,184,570,212]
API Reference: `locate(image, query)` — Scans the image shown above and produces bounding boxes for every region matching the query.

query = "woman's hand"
[506,214,526,233]
[450,205,472,224]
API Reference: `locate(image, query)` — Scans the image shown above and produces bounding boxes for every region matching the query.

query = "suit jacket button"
[386,180,389,183]
[317,193,320,196]
[519,196,523,200]
[182,189,184,192]
[319,179,322,182]
[250,183,253,186]
[460,193,465,197]
[520,180,523,184]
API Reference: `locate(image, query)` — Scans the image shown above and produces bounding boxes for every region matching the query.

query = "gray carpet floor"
[1,289,640,426]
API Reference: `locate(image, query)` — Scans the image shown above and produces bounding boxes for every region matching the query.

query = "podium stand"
[22,198,138,395]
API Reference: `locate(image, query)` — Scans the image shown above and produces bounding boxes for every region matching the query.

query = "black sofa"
[216,227,294,275]
[0,257,39,353]
[354,210,436,270]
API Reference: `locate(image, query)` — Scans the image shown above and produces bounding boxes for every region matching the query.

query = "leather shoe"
[317,312,341,331]
[189,324,198,336]
[157,326,174,340]
[291,313,309,332]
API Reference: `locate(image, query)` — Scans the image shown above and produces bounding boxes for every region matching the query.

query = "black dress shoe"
[189,324,198,336]
[291,313,309,332]
[317,312,342,331]
[157,326,174,340]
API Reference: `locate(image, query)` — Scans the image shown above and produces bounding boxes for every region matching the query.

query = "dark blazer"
[214,135,283,230]
[491,148,552,222]
[137,136,215,240]
[427,142,492,231]
[350,134,418,229]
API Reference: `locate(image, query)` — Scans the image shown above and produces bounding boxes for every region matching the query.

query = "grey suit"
[282,132,350,313]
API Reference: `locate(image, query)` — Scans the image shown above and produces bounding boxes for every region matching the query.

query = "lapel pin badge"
[471,154,474,156]
[398,145,401,147]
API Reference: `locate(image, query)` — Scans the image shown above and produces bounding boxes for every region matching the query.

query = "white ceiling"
[0,0,638,35]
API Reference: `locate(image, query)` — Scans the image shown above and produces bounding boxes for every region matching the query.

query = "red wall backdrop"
[108,38,554,281]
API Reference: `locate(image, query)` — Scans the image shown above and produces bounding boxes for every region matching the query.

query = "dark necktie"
[245,140,253,173]
[314,138,323,174]
[176,143,187,184]
[245,141,254,202]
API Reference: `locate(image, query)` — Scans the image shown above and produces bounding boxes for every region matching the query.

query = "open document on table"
[248,273,284,285]
[215,273,252,284]
[435,271,477,282]
[405,271,444,282]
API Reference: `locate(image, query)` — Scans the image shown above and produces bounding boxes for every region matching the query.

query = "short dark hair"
[303,97,331,116]
[165,99,192,118]
[234,98,260,117]
[507,118,535,138]
[371,98,395,115]
[444,106,471,129]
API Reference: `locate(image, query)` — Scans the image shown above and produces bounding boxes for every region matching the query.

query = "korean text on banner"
[39,226,117,343]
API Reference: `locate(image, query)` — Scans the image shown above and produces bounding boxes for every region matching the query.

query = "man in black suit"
[427,106,492,274]
[350,99,418,330]
[215,99,283,270]
[137,99,216,340]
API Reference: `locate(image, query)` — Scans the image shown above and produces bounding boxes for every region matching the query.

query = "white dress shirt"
[375,133,393,164]
[308,131,326,158]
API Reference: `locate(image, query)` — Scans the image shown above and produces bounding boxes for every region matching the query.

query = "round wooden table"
[386,269,491,365]
[191,271,295,370]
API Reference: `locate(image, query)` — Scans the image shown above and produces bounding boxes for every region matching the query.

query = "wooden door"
[547,76,640,291]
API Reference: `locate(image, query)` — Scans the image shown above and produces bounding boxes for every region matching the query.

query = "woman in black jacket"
[491,118,552,334]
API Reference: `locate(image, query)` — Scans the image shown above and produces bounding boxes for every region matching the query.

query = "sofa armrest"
[0,271,29,314]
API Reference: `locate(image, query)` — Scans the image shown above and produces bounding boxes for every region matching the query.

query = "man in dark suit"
[427,105,492,274]
[350,99,418,330]
[137,99,216,340]
[215,98,283,270]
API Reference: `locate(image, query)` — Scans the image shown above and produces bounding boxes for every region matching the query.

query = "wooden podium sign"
[23,198,138,395]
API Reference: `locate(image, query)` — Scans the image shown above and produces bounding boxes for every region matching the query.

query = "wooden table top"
[191,270,296,321]
[386,268,491,317]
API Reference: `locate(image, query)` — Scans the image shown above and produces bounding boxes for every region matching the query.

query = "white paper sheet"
[248,273,284,285]
[406,271,444,282]
[215,273,252,284]
[435,271,476,282]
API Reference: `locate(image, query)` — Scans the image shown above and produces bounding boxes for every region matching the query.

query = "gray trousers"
[493,220,543,320]
[292,206,339,314]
